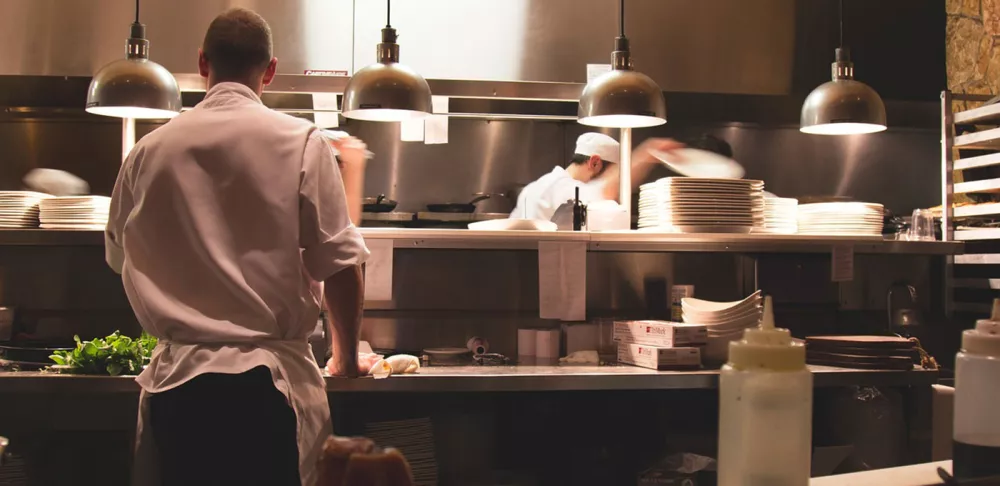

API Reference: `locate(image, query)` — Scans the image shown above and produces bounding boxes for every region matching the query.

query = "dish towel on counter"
[538,241,587,321]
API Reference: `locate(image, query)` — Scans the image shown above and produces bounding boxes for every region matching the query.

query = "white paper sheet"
[538,241,587,321]
[831,245,854,282]
[400,119,425,142]
[425,96,449,145]
[364,239,394,301]
[312,93,340,128]
[587,64,613,82]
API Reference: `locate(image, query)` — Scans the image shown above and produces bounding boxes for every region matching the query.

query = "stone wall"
[947,0,1000,109]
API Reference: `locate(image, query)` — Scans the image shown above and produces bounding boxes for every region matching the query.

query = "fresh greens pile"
[49,331,157,376]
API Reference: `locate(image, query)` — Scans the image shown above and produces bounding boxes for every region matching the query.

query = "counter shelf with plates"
[0,228,964,255]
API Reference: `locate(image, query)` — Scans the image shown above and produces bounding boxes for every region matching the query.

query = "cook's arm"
[600,138,685,201]
[104,148,139,274]
[329,136,369,225]
[300,131,371,377]
[324,265,364,377]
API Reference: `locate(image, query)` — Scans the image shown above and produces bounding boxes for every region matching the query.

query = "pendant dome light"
[86,0,181,119]
[578,0,666,128]
[800,0,886,135]
[342,0,432,122]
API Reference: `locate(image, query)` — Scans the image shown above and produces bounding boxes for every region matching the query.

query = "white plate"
[682,291,762,313]
[467,219,557,231]
[650,148,746,179]
[423,347,471,356]
[673,225,753,233]
[39,224,106,230]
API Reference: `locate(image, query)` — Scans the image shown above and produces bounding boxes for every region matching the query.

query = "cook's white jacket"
[105,82,370,486]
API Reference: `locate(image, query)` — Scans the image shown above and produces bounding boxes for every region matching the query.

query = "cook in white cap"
[511,132,682,221]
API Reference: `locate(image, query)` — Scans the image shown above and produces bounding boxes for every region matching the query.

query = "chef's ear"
[197,49,209,78]
[588,155,602,171]
[262,57,278,86]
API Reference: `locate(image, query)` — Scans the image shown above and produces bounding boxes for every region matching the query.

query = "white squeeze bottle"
[718,296,812,486]
[953,298,1000,479]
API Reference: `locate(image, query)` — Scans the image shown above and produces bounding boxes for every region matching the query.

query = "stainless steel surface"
[85,22,181,119]
[342,23,433,121]
[954,127,1000,150]
[953,98,1000,125]
[954,178,1000,195]
[0,0,355,77]
[0,365,939,393]
[362,212,414,222]
[353,0,794,93]
[954,153,1000,172]
[0,229,964,255]
[800,50,886,135]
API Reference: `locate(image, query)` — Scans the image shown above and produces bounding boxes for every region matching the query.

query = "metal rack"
[943,91,1000,315]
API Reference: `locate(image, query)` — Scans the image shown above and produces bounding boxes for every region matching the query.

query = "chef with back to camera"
[105,8,371,486]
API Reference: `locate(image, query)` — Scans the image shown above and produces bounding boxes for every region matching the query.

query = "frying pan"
[426,194,492,213]
[363,194,398,213]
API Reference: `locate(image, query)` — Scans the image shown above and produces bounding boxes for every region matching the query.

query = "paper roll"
[535,329,561,359]
[517,329,538,357]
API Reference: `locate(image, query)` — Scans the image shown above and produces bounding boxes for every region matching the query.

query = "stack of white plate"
[682,291,763,362]
[754,196,798,234]
[38,196,111,230]
[638,178,765,233]
[0,191,52,228]
[364,417,438,486]
[797,202,884,236]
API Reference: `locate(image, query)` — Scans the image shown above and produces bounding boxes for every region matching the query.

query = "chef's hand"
[330,136,369,171]
[326,356,365,378]
[632,138,685,166]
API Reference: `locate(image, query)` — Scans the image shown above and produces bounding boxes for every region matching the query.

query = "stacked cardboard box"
[614,320,705,370]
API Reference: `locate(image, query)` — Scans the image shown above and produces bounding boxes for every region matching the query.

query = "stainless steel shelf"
[954,203,1000,218]
[587,232,963,255]
[954,127,1000,149]
[954,152,1000,171]
[955,102,1000,125]
[955,177,1000,195]
[174,74,585,102]
[0,365,939,394]
[0,229,964,255]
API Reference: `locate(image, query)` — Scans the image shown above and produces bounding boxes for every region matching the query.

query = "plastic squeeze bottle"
[718,296,812,486]
[953,298,1000,479]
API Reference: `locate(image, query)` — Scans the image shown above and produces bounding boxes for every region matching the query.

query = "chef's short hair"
[564,153,603,168]
[202,8,273,82]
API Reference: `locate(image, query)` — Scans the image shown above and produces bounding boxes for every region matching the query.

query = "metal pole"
[942,91,954,242]
[619,127,632,225]
[122,118,136,163]
[941,90,954,319]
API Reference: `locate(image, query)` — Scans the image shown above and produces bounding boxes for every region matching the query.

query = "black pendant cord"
[135,0,140,24]
[386,0,392,28]
[619,0,625,37]
[838,0,843,48]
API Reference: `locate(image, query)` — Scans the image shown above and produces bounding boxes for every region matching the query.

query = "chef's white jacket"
[105,82,370,486]
[510,166,608,221]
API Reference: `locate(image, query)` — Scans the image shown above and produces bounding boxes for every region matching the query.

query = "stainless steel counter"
[0,229,962,254]
[0,365,938,394]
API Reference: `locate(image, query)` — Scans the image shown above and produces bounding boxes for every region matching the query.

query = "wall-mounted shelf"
[0,229,963,255]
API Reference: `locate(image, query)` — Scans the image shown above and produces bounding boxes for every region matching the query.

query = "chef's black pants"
[147,366,301,486]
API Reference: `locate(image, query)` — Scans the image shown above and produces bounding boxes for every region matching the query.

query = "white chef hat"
[574,132,620,164]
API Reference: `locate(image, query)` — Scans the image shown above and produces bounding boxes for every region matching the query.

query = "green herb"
[49,331,157,376]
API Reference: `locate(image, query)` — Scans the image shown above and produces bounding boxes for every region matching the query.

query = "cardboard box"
[613,320,707,347]
[618,343,701,370]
